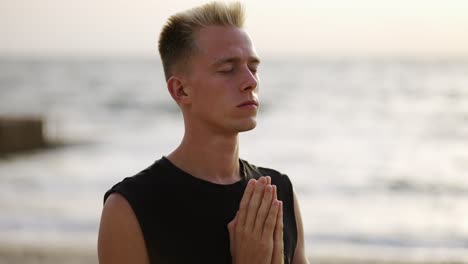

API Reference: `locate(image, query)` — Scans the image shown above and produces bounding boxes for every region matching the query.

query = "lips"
[237,100,259,107]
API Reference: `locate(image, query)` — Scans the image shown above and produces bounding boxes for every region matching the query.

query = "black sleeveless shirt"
[104,157,297,264]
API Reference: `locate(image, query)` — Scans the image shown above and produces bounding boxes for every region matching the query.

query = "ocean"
[0,57,467,262]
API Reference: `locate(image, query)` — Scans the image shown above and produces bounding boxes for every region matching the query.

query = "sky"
[1,0,468,58]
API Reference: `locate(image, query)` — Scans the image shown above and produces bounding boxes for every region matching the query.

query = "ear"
[167,76,191,105]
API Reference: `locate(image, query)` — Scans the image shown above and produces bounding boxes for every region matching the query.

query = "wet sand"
[0,245,466,264]
[0,245,97,264]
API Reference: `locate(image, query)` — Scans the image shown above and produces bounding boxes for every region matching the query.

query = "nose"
[240,66,258,92]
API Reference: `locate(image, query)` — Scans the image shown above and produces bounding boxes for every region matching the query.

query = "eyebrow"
[212,56,261,67]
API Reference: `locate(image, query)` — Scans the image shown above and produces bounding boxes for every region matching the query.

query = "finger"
[272,185,277,201]
[261,199,279,240]
[266,175,271,185]
[237,179,256,230]
[253,184,274,234]
[273,201,284,264]
[244,176,267,232]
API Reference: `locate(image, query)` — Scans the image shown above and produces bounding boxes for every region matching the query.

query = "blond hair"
[158,1,245,80]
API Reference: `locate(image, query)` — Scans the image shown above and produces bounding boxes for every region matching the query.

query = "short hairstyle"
[158,1,245,81]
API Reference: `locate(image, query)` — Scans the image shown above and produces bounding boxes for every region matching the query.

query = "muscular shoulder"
[98,193,149,264]
[241,159,292,188]
[103,159,170,207]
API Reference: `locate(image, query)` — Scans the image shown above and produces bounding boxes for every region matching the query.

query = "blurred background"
[1,0,467,263]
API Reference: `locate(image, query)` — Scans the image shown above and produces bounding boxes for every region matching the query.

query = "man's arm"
[98,193,150,264]
[292,191,309,264]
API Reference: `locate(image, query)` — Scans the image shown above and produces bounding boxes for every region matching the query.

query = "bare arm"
[292,191,309,264]
[98,193,150,264]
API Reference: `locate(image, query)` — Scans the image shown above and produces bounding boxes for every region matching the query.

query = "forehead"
[193,26,258,62]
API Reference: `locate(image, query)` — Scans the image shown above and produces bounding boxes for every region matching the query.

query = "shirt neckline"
[159,156,249,190]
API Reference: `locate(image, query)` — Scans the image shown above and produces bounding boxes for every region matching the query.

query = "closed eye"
[217,67,234,74]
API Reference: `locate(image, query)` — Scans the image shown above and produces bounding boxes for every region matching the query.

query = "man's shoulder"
[114,158,163,185]
[241,159,292,185]
[104,158,169,203]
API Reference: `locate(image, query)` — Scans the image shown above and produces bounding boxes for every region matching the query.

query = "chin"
[236,118,257,133]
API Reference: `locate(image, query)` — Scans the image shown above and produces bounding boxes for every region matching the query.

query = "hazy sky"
[2,0,468,58]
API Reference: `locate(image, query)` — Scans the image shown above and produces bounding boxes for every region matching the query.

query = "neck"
[166,124,241,185]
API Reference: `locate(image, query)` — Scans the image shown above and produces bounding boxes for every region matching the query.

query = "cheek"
[191,84,223,113]
[190,78,239,114]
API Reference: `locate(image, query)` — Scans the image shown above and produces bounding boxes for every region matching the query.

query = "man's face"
[182,25,260,135]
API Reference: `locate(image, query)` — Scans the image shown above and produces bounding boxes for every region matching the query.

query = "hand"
[227,176,282,264]
[271,184,284,264]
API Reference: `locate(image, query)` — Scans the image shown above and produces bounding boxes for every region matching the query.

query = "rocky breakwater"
[0,115,48,154]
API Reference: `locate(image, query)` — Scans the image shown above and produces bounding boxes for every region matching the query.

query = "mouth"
[237,100,259,108]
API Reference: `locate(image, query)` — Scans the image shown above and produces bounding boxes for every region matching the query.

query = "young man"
[98,2,308,264]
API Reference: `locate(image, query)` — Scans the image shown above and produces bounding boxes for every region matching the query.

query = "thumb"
[227,211,238,234]
[227,211,239,253]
